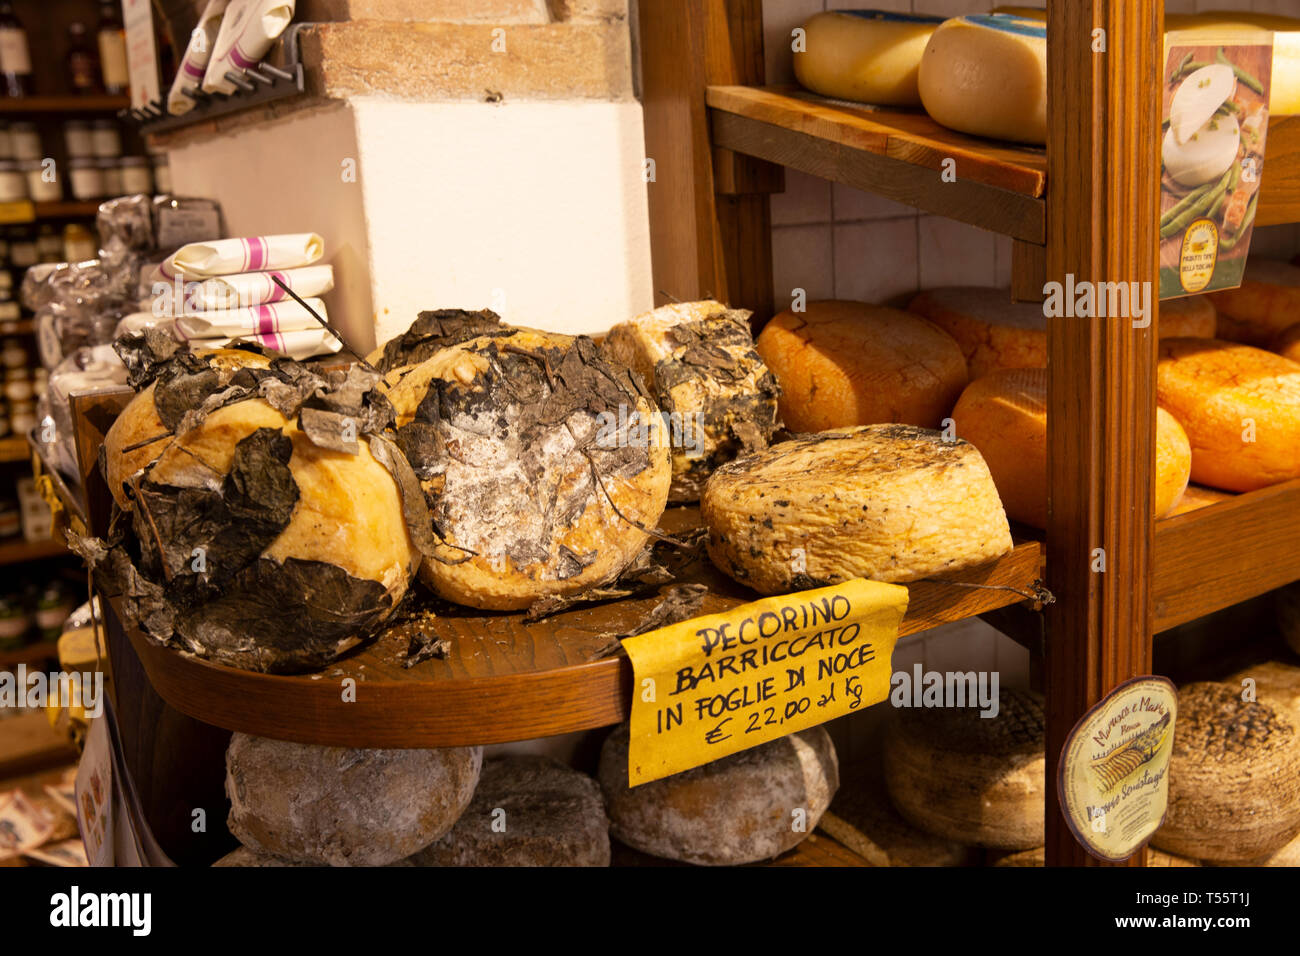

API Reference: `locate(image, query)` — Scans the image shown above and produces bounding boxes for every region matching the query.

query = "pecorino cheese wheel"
[993,845,1199,867]
[1281,583,1300,657]
[212,845,417,867]
[1226,660,1300,722]
[754,300,967,433]
[951,368,1191,527]
[383,328,672,611]
[702,425,1013,594]
[1151,683,1300,864]
[601,301,781,503]
[918,15,1047,144]
[410,755,609,867]
[1208,260,1300,347]
[1156,338,1300,492]
[1275,323,1300,363]
[908,287,1215,380]
[225,734,482,867]
[883,689,1045,850]
[598,723,838,866]
[793,10,945,107]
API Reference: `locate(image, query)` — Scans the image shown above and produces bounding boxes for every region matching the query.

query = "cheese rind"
[917,15,1048,145]
[1208,259,1300,347]
[755,300,967,433]
[793,10,945,107]
[1156,338,1300,491]
[702,424,1013,594]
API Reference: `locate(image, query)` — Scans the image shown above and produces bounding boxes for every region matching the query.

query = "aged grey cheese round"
[1152,682,1300,864]
[225,734,482,867]
[410,755,609,866]
[701,424,1013,594]
[598,722,838,866]
[601,301,781,503]
[883,689,1045,850]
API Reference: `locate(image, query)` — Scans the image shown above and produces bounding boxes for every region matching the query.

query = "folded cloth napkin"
[151,264,333,312]
[203,328,342,360]
[167,0,230,115]
[114,312,173,338]
[157,233,323,280]
[175,298,328,338]
[202,0,296,95]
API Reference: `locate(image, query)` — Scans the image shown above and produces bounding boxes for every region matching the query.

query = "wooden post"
[1044,0,1163,866]
[637,0,779,319]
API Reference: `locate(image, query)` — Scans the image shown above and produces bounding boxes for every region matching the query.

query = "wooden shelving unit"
[0,640,58,668]
[0,537,67,566]
[0,436,29,463]
[0,94,130,114]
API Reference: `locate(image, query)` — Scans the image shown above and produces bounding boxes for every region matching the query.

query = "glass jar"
[63,120,92,158]
[0,593,29,649]
[152,153,171,194]
[98,156,121,197]
[68,157,102,200]
[35,224,59,261]
[0,159,25,200]
[22,158,58,201]
[90,119,120,158]
[62,223,94,262]
[9,398,34,433]
[4,368,30,402]
[0,122,11,160]
[1,337,25,367]
[9,120,37,160]
[119,155,151,194]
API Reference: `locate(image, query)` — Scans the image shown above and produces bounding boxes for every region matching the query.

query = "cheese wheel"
[1226,660,1300,723]
[918,15,1047,145]
[1152,683,1300,864]
[383,329,672,611]
[601,301,782,503]
[793,10,945,107]
[1281,583,1300,657]
[883,689,1045,850]
[225,734,483,867]
[702,425,1013,593]
[993,845,1198,867]
[410,756,610,867]
[1207,259,1300,347]
[1156,338,1300,492]
[951,368,1191,527]
[598,722,838,866]
[1276,323,1300,363]
[908,287,1215,379]
[754,300,967,432]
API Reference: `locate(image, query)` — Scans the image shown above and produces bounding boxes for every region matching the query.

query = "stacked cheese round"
[1208,259,1300,348]
[702,424,1013,593]
[1277,324,1300,363]
[908,287,1215,380]
[1156,338,1300,491]
[918,15,1047,144]
[793,10,945,107]
[1152,683,1300,864]
[754,300,967,432]
[883,689,1046,850]
[952,368,1191,527]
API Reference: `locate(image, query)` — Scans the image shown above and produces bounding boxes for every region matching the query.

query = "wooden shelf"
[707,85,1300,241]
[0,711,77,781]
[0,95,130,114]
[0,436,28,463]
[0,537,67,565]
[0,640,58,667]
[118,506,1045,749]
[0,200,100,225]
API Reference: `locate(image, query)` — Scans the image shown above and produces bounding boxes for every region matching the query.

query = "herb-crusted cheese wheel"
[952,368,1191,527]
[1208,260,1300,347]
[1156,338,1300,491]
[1276,323,1300,363]
[908,288,1214,379]
[918,15,1047,145]
[601,301,781,503]
[755,301,967,432]
[793,10,945,107]
[883,690,1045,850]
[1151,683,1300,864]
[411,756,610,867]
[384,328,672,611]
[702,425,1013,593]
[225,734,482,867]
[598,722,838,866]
[1226,661,1300,722]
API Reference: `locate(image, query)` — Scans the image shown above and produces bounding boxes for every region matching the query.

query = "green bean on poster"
[1160,168,1233,237]
[1215,47,1264,94]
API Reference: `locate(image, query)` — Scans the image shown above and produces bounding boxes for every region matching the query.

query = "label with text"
[622,578,908,786]
[1057,675,1178,862]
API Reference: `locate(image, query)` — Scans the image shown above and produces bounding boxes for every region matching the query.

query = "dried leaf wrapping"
[372,308,508,372]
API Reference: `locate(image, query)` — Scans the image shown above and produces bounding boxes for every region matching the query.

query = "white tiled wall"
[762,0,1300,678]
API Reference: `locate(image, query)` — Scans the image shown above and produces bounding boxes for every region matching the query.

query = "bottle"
[97,1,128,96]
[0,2,30,97]
[67,22,102,95]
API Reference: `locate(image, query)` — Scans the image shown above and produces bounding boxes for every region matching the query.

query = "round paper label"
[1057,675,1178,862]
[1179,219,1219,293]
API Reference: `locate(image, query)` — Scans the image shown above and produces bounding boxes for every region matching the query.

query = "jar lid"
[119,156,149,167]
[152,154,170,166]
[64,120,89,130]
[68,157,99,168]
[91,119,117,130]
[9,121,36,132]
[97,157,118,168]
[19,159,43,171]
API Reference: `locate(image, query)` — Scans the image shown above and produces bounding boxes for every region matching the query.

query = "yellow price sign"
[622,578,908,786]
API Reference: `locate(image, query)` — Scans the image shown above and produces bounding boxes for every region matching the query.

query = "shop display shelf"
[0,640,58,668]
[0,95,131,115]
[118,506,1044,749]
[0,537,66,566]
[0,436,29,463]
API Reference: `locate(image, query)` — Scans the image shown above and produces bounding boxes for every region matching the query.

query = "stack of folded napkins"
[118,232,340,360]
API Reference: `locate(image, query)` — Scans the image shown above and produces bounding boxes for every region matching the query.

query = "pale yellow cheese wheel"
[1208,259,1300,347]
[793,10,945,107]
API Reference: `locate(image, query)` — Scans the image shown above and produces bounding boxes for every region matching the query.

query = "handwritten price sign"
[622,579,908,786]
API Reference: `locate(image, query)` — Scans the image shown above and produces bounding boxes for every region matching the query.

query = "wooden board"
[118,510,1044,749]
[611,829,869,867]
[0,537,67,566]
